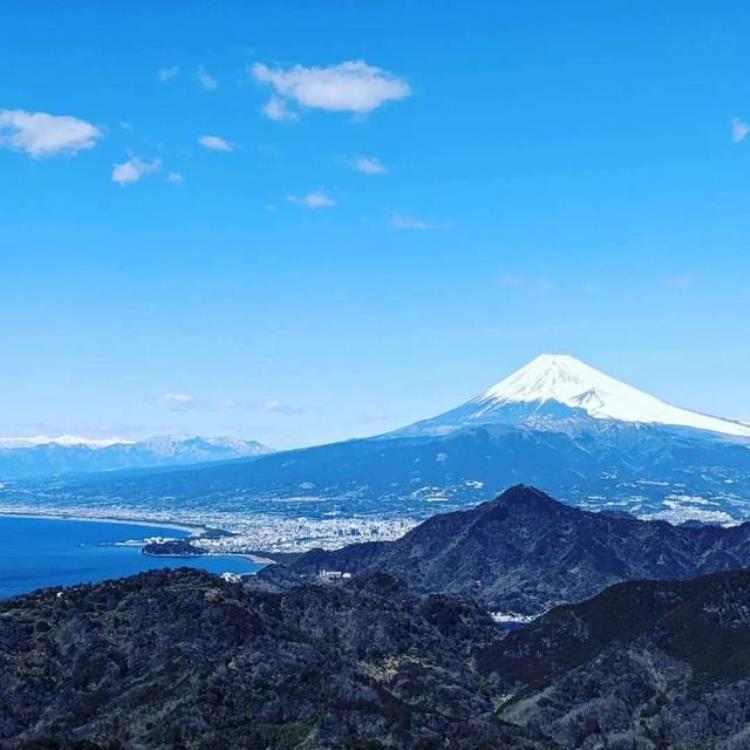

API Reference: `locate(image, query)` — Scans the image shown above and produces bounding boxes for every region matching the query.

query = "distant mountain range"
[258,485,750,615]
[0,434,271,479]
[5,564,750,749]
[4,354,750,522]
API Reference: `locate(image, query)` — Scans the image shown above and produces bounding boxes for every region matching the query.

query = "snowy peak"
[399,354,750,439]
[475,354,750,437]
[477,354,620,408]
[0,434,273,479]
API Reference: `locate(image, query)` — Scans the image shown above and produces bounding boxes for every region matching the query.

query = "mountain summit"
[399,353,750,438]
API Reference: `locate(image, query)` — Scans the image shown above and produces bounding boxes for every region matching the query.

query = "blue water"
[0,516,263,599]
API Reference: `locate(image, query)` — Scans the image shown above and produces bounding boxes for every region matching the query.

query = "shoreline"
[0,509,274,565]
[0,510,205,538]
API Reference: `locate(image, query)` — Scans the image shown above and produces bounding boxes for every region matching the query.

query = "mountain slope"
[5,565,750,749]
[479,569,750,748]
[10,418,750,525]
[0,568,551,750]
[0,435,271,479]
[5,355,749,523]
[260,485,750,615]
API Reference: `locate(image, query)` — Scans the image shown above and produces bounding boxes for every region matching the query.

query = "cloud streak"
[198,134,235,152]
[0,109,101,158]
[286,190,335,208]
[259,399,307,415]
[391,213,435,230]
[732,117,750,144]
[112,156,161,186]
[353,155,386,174]
[157,65,179,82]
[197,66,218,91]
[155,393,197,411]
[262,97,299,122]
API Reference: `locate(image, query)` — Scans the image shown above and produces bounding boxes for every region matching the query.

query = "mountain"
[0,434,271,479]
[395,353,750,438]
[5,565,750,749]
[258,485,750,615]
[5,355,750,523]
[479,568,750,749]
[0,568,550,750]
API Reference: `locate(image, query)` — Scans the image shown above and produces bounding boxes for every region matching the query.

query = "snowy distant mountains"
[3,355,749,524]
[0,435,271,479]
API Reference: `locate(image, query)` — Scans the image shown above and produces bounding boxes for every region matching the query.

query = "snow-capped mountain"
[0,435,271,479]
[0,435,132,449]
[5,355,750,526]
[397,354,750,438]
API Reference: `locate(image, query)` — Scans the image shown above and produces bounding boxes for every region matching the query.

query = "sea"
[0,515,263,599]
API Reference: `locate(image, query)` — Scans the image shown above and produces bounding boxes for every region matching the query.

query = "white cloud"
[166,171,184,184]
[251,60,411,118]
[259,399,307,415]
[262,96,299,122]
[112,156,161,186]
[0,109,101,158]
[198,134,235,152]
[732,117,750,143]
[155,393,197,410]
[353,155,386,174]
[391,213,434,230]
[158,65,179,82]
[286,190,336,209]
[197,65,218,91]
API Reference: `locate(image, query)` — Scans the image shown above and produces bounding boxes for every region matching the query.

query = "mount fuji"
[396,353,750,439]
[4,355,750,525]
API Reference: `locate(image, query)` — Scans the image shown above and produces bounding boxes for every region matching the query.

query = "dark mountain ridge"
[0,568,550,750]
[480,568,750,748]
[5,566,750,748]
[260,485,750,615]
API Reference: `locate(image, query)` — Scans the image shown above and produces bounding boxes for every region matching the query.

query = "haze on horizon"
[2,1,749,450]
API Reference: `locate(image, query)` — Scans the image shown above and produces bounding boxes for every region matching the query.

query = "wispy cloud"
[352,155,386,174]
[495,274,556,294]
[166,171,184,184]
[497,273,524,288]
[198,134,236,152]
[286,190,336,209]
[391,213,436,230]
[157,65,179,82]
[259,399,307,415]
[155,393,197,411]
[0,109,101,158]
[731,117,750,144]
[262,96,299,122]
[252,60,411,119]
[197,65,218,91]
[112,156,161,186]
[664,274,694,289]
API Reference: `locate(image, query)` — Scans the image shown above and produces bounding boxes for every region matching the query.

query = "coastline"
[0,510,205,538]
[0,509,274,565]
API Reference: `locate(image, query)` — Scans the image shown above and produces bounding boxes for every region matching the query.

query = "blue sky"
[1,1,749,448]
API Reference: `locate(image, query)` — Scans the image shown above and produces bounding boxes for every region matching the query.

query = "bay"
[0,515,262,599]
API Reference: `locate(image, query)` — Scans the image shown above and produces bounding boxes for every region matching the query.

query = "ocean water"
[0,515,263,599]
